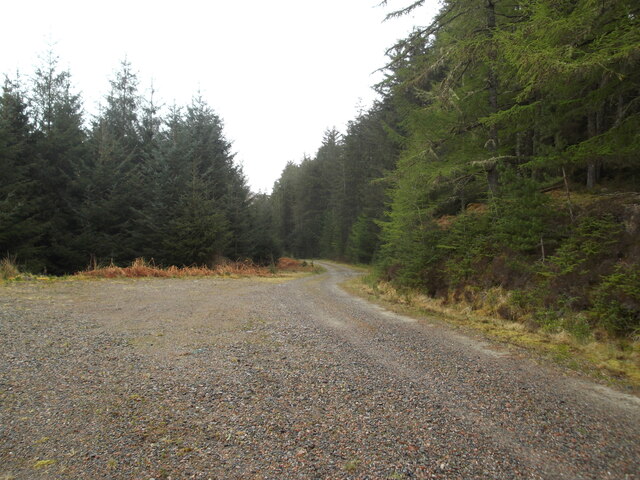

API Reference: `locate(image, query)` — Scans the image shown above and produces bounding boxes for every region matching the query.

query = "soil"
[1,263,639,479]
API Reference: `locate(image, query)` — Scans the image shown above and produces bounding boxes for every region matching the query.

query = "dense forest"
[268,0,640,339]
[1,0,639,338]
[0,56,277,275]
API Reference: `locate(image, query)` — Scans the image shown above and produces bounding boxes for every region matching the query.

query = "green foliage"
[548,214,621,276]
[346,215,380,264]
[365,0,640,340]
[532,293,581,333]
[248,193,281,264]
[491,170,555,254]
[494,0,640,177]
[30,51,88,273]
[0,56,266,273]
[590,263,640,336]
[166,187,230,266]
[562,314,593,343]
[440,211,493,287]
[0,76,44,270]
[270,103,399,261]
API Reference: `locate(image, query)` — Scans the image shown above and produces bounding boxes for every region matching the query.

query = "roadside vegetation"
[0,256,19,280]
[0,257,318,281]
[78,257,319,279]
[77,257,274,279]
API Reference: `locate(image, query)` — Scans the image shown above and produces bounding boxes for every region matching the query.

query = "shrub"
[590,262,640,337]
[490,170,555,254]
[548,214,622,276]
[440,210,493,287]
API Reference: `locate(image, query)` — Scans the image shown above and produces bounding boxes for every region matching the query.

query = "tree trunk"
[487,165,499,195]
[586,75,608,188]
[586,112,598,189]
[587,163,597,189]
[616,93,625,126]
[562,167,575,223]
[485,0,499,194]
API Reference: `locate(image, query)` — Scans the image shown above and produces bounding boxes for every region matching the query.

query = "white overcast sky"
[1,0,440,192]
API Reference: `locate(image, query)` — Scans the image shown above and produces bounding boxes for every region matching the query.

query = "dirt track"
[1,263,639,479]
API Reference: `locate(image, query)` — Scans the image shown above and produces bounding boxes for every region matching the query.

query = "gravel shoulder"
[1,264,639,479]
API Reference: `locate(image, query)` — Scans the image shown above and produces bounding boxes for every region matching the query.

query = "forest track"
[1,263,639,479]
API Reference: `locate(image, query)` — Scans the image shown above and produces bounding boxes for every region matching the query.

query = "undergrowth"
[76,257,319,279]
[79,258,272,278]
[1,256,321,282]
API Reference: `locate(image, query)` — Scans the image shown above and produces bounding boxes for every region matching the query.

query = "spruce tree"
[30,51,87,273]
[79,60,143,264]
[0,76,42,269]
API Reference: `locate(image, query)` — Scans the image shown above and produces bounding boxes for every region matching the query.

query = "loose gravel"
[1,263,639,479]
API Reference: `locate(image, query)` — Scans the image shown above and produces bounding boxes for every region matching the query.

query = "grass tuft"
[0,255,20,280]
[33,459,56,469]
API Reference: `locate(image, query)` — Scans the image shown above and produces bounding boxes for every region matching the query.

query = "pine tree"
[165,177,230,266]
[248,193,281,264]
[30,50,87,273]
[79,60,144,264]
[0,76,42,269]
[271,161,299,255]
[127,86,166,260]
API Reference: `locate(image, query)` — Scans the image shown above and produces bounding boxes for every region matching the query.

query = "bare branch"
[383,0,426,21]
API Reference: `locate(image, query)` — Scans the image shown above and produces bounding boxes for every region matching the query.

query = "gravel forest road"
[1,262,639,479]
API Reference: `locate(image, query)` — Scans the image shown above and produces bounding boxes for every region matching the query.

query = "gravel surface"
[1,263,639,479]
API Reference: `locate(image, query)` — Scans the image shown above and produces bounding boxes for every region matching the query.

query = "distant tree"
[248,192,281,264]
[271,161,299,255]
[269,102,401,262]
[156,95,252,264]
[127,86,166,260]
[316,128,345,258]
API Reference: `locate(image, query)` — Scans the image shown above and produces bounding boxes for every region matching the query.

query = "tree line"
[1,55,275,274]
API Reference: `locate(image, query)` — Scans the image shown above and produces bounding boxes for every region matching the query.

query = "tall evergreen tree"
[0,76,42,269]
[79,60,143,263]
[30,51,87,273]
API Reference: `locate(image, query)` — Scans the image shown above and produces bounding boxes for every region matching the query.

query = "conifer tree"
[0,76,42,269]
[79,60,144,263]
[30,51,87,273]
